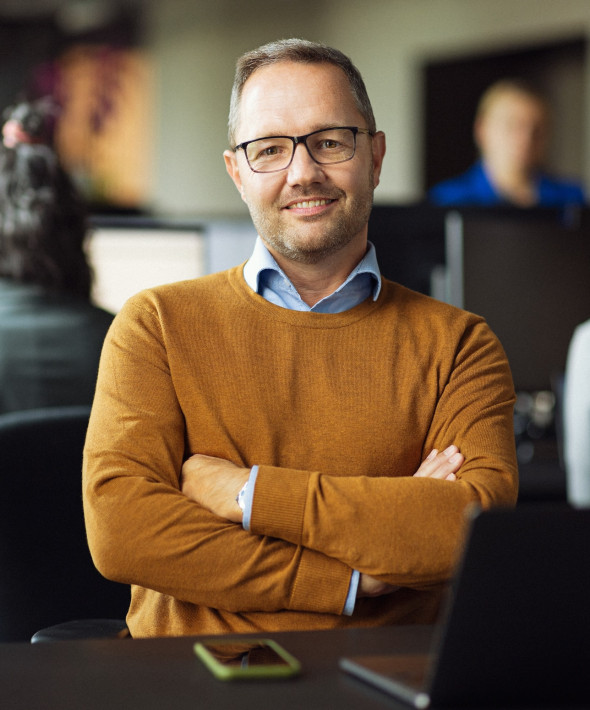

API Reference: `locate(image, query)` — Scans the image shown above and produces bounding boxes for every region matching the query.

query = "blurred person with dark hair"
[429,79,585,207]
[0,99,113,415]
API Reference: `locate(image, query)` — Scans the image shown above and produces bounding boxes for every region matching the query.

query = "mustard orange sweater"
[83,266,518,638]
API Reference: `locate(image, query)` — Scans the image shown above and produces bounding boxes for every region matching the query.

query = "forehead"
[485,91,547,123]
[236,61,363,141]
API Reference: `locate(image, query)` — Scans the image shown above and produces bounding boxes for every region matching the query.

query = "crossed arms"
[180,446,464,599]
[83,286,518,618]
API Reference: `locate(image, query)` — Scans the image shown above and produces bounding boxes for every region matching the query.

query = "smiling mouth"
[286,198,335,209]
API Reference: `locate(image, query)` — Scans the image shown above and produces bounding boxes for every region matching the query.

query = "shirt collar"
[243,236,382,312]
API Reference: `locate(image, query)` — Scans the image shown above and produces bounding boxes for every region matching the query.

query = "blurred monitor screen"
[86,225,205,313]
[445,210,590,393]
[367,204,447,295]
[85,217,258,313]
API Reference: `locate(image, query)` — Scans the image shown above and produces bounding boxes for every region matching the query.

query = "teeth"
[290,199,330,209]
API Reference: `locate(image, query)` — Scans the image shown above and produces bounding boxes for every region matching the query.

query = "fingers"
[180,454,249,523]
[358,573,400,598]
[413,445,464,480]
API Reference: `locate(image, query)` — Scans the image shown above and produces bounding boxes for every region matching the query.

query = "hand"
[358,573,400,598]
[356,447,462,601]
[180,454,250,523]
[413,445,464,481]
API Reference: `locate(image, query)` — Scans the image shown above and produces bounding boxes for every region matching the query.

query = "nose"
[285,141,326,187]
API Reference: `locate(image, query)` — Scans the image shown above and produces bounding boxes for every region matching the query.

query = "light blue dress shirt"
[240,237,382,615]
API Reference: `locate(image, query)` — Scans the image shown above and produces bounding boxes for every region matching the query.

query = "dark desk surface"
[1,626,433,710]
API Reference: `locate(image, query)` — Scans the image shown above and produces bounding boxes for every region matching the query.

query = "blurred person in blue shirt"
[429,79,585,208]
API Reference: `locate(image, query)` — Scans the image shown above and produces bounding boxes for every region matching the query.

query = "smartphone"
[194,638,301,680]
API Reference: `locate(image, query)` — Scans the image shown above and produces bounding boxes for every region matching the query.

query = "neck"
[266,239,368,307]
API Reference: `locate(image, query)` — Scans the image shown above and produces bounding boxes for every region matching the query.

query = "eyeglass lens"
[245,128,356,172]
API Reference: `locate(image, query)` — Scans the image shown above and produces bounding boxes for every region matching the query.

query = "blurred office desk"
[1,626,434,710]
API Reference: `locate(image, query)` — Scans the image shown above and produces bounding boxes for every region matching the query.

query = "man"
[83,39,518,638]
[429,79,585,207]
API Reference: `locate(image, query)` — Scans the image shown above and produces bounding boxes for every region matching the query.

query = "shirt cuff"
[241,465,258,531]
[343,569,360,616]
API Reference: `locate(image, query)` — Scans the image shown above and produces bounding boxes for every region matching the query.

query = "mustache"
[281,187,345,205]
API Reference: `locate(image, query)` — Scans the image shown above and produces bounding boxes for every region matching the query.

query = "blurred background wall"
[1,0,589,217]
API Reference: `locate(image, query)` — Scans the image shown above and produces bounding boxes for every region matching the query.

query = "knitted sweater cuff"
[251,464,352,615]
[250,464,310,545]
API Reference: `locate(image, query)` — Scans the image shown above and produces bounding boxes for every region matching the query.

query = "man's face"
[475,91,549,174]
[224,61,386,265]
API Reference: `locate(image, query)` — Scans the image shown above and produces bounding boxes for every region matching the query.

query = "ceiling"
[0,0,149,21]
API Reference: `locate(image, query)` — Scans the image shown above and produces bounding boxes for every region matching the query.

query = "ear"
[224,149,246,202]
[473,118,485,152]
[371,131,386,188]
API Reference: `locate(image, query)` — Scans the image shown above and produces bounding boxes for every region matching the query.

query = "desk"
[1,626,433,709]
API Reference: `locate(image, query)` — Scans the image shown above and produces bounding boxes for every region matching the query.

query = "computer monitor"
[85,216,257,313]
[444,209,590,393]
[86,221,205,313]
[367,204,447,295]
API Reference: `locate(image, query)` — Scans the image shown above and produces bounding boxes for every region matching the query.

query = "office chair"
[0,405,129,642]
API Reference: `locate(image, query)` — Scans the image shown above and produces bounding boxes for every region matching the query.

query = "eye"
[248,138,290,163]
[316,138,341,151]
[259,145,282,157]
[310,128,355,157]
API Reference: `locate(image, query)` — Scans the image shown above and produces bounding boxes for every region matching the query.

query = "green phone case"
[194,638,301,680]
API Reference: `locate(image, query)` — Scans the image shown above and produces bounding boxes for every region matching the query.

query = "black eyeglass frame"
[233,126,374,173]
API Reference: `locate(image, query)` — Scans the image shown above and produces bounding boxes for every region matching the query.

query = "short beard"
[247,169,375,265]
[260,209,365,265]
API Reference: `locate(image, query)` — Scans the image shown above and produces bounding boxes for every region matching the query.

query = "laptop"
[339,505,590,708]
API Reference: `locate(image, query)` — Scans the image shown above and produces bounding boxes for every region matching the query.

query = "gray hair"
[227,38,376,146]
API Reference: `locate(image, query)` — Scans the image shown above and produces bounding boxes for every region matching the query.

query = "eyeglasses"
[234,126,374,173]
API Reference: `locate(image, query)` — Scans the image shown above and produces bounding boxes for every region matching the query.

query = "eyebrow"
[241,123,357,141]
